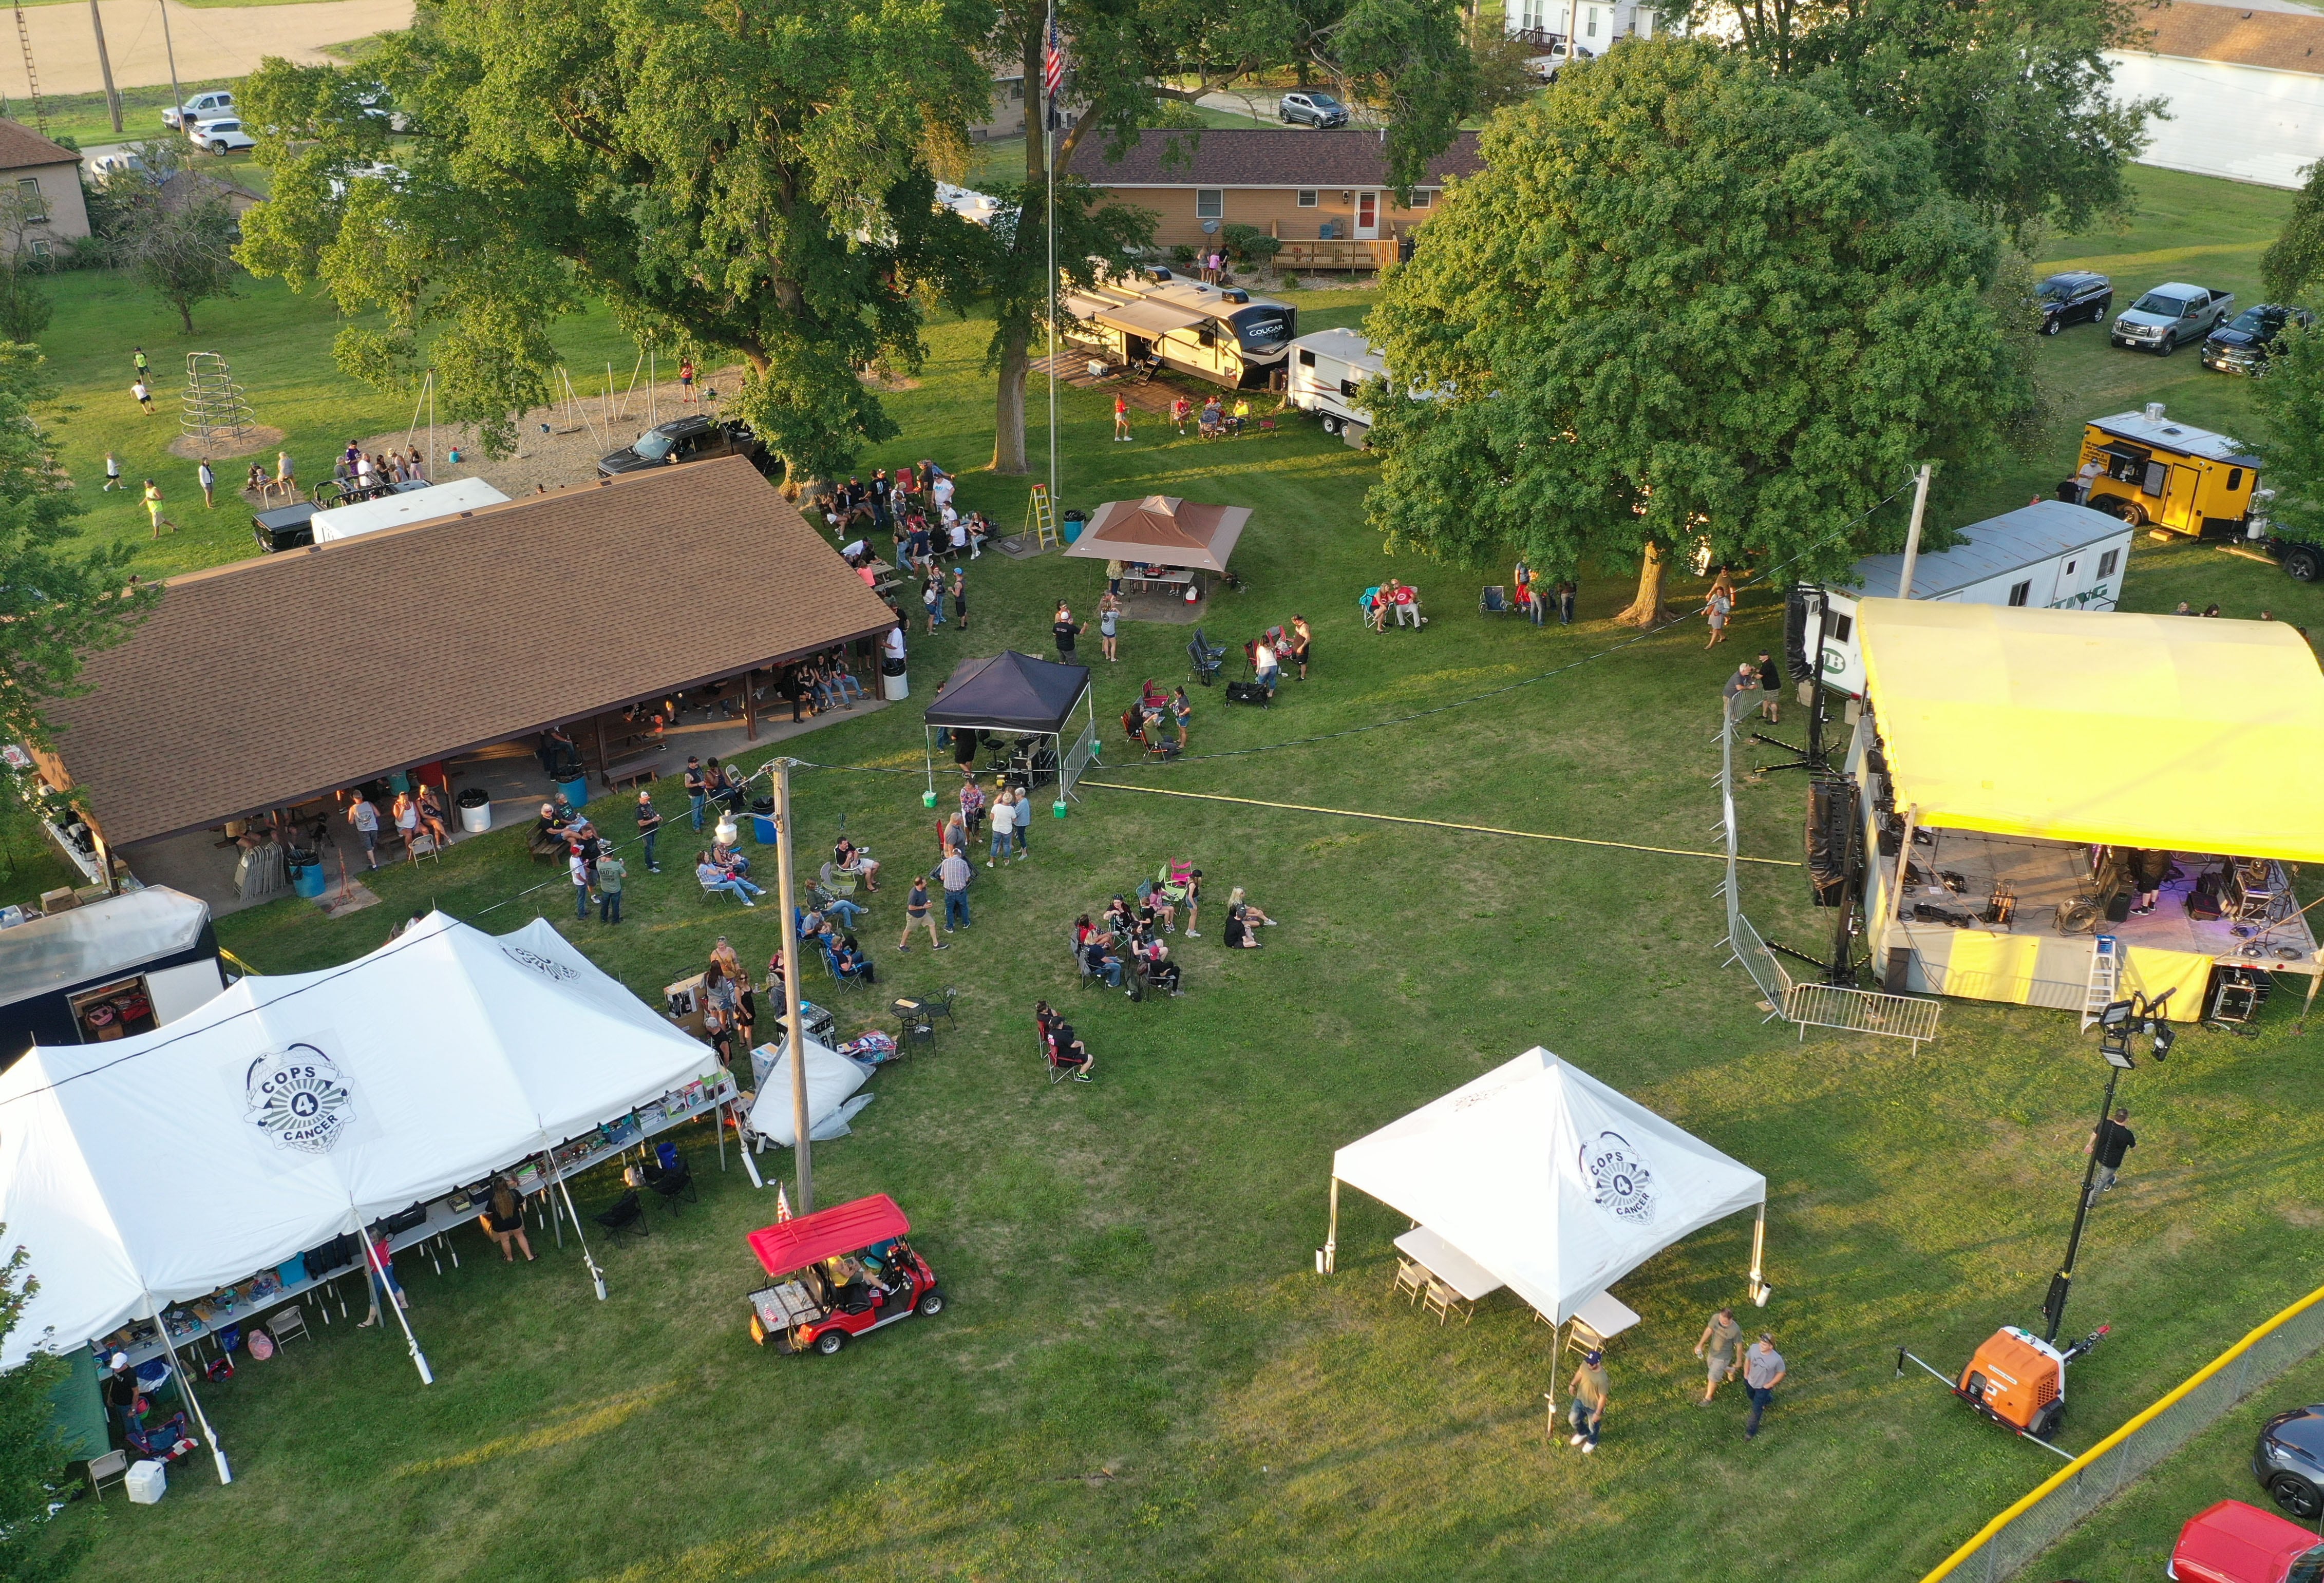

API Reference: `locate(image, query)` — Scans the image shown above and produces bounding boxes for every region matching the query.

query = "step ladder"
[2080,934,2121,1031]
[1025,484,1057,548]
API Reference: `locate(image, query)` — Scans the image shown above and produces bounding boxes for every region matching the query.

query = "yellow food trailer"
[2061,404,2261,539]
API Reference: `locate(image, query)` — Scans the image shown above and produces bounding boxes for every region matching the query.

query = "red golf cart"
[744,1193,944,1357]
[2169,1500,2324,1583]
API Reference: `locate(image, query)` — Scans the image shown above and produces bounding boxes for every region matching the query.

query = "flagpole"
[1045,2,1059,527]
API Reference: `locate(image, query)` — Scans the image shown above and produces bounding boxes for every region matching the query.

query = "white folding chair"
[87,1450,128,1501]
[267,1304,310,1350]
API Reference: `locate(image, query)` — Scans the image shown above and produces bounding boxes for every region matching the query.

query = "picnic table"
[1122,567,1194,596]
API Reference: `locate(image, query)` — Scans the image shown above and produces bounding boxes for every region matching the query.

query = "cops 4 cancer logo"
[1580,1130,1656,1226]
[244,1043,356,1156]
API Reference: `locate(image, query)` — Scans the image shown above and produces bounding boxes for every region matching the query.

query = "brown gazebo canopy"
[1063,494,1252,574]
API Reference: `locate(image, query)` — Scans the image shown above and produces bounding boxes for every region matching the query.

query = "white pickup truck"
[2110,282,2236,356]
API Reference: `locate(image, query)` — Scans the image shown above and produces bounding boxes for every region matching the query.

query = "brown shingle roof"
[0,119,82,172]
[50,456,899,847]
[2118,0,2324,73]
[1066,128,1483,188]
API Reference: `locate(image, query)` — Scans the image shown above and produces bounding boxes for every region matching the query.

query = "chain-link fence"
[1921,1284,2324,1583]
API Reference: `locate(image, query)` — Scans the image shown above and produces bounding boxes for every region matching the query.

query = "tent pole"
[1324,1176,1338,1274]
[143,1291,232,1484]
[540,1129,608,1301]
[2299,965,2321,1036]
[1749,1203,1768,1305]
[362,1233,435,1385]
[923,728,935,806]
[776,757,815,1214]
[736,1098,765,1188]
[538,1149,565,1247]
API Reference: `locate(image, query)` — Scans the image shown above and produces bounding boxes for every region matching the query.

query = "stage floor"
[1883,829,2316,968]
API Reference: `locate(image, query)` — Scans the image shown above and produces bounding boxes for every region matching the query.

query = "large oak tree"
[1363,40,2043,624]
[236,0,995,479]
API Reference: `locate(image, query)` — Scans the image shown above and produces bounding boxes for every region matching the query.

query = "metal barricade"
[1783,980,1941,1050]
[1920,1284,2324,1583]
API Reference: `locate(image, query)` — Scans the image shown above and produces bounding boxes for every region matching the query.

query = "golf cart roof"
[747,1193,910,1276]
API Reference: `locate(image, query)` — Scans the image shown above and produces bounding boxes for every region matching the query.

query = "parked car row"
[2035,270,2311,375]
[2125,1403,2324,1583]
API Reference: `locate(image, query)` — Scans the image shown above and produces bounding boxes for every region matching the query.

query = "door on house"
[1355,193,1380,240]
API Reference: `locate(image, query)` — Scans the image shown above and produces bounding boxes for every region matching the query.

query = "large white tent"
[0,911,721,1372]
[1328,1047,1768,1325]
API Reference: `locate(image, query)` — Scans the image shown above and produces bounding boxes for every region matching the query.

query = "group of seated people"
[1122,680,1193,757]
[1366,580,1423,631]
[696,845,766,904]
[1075,892,1185,997]
[1033,1001,1093,1079]
[532,793,611,862]
[833,837,881,891]
[1200,396,1253,438]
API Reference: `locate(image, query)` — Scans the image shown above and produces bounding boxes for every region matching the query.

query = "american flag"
[1044,12,1065,104]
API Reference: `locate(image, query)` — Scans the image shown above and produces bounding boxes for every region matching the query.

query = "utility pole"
[157,0,181,135]
[772,757,813,1214]
[1044,0,1059,535]
[1895,463,1933,602]
[89,1,121,135]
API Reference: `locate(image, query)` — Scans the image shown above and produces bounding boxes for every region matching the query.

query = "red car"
[2169,1500,2324,1583]
[744,1193,944,1357]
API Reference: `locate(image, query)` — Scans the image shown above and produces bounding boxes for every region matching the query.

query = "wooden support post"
[745,669,759,742]
[592,714,609,789]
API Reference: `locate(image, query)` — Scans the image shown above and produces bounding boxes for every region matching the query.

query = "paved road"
[1,0,414,101]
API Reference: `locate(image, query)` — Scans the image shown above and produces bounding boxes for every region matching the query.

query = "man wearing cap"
[1743,1332,1787,1440]
[1566,1347,1609,1453]
[103,1351,140,1429]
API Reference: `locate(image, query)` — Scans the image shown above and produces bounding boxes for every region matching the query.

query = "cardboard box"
[37,887,77,913]
[664,974,706,1039]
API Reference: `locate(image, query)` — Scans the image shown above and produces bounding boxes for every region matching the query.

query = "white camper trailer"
[1287,327,1388,448]
[1814,500,2132,698]
[1060,270,1298,389]
[309,478,512,542]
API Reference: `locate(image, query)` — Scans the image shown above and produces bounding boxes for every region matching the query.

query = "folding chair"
[86,1450,129,1502]
[593,1191,650,1239]
[265,1305,310,1350]
[1422,1279,1474,1326]
[1479,585,1509,616]
[1391,1258,1429,1308]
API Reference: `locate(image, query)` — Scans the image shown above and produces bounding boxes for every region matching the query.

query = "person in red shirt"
[1171,394,1192,435]
[1391,580,1423,628]
[1114,394,1132,442]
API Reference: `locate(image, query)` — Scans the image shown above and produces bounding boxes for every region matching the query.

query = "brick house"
[0,120,89,263]
[1065,128,1483,272]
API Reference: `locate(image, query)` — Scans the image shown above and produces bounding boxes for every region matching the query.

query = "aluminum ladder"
[2080,933,2121,1031]
[10,4,42,135]
[1025,483,1057,548]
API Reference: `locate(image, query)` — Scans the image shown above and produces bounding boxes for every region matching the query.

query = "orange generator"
[1900,1323,2109,1446]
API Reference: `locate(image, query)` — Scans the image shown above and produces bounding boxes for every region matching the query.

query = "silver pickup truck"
[2111,282,2236,356]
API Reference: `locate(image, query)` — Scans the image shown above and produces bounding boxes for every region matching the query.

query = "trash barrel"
[457,787,493,834]
[557,775,590,810]
[290,861,325,900]
[880,656,909,701]
[751,812,779,844]
[1063,509,1087,545]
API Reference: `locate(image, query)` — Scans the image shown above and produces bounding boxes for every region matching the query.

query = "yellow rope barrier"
[1077,781,1801,867]
[1918,1280,2324,1582]
[217,948,261,977]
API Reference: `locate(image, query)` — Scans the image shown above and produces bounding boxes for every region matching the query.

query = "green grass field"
[28,165,2324,1583]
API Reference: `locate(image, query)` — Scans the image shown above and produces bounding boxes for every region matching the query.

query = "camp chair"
[822,940,868,993]
[1046,1035,1092,1084]
[1480,585,1509,616]
[646,1156,697,1213]
[819,861,859,898]
[1186,636,1223,686]
[593,1191,649,1239]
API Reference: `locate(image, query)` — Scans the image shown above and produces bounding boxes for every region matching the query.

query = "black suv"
[2203,303,2314,376]
[2035,271,2112,336]
[596,414,761,478]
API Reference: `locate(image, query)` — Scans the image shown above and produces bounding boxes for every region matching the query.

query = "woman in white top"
[987,784,1014,866]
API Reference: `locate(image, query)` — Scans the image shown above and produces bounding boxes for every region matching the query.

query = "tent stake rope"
[1080,781,1800,866]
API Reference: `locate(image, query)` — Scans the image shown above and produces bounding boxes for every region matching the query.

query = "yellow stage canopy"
[1856,599,2324,864]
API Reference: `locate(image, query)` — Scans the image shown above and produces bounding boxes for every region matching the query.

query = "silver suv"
[1279,90,1349,128]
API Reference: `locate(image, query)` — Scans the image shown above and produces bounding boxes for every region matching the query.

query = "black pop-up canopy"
[921,651,1099,805]
[924,651,1091,734]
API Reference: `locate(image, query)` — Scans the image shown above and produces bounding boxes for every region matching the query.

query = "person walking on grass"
[1695,1306,1744,1404]
[2086,1105,2136,1204]
[1705,584,1733,648]
[570,845,594,920]
[133,346,149,380]
[348,791,382,869]
[952,566,969,633]
[596,849,627,923]
[131,378,155,415]
[1099,594,1120,662]
[102,451,122,491]
[897,874,944,952]
[635,790,663,873]
[1755,650,1782,724]
[1743,1332,1786,1440]
[1567,1348,1609,1453]
[197,459,216,508]
[1114,393,1132,442]
[141,481,177,538]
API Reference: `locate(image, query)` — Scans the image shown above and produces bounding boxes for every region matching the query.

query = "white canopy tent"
[1327,1047,1768,1342]
[0,911,724,1480]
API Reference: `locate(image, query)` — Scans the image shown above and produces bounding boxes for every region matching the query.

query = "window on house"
[1585,5,1599,36]
[1410,190,1432,209]
[1296,189,1317,208]
[16,177,43,224]
[27,238,48,261]
[1196,189,1223,220]
[2098,548,2120,578]
[2008,580,2032,607]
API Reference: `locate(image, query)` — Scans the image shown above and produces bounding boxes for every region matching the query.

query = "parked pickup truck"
[2112,282,2236,356]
